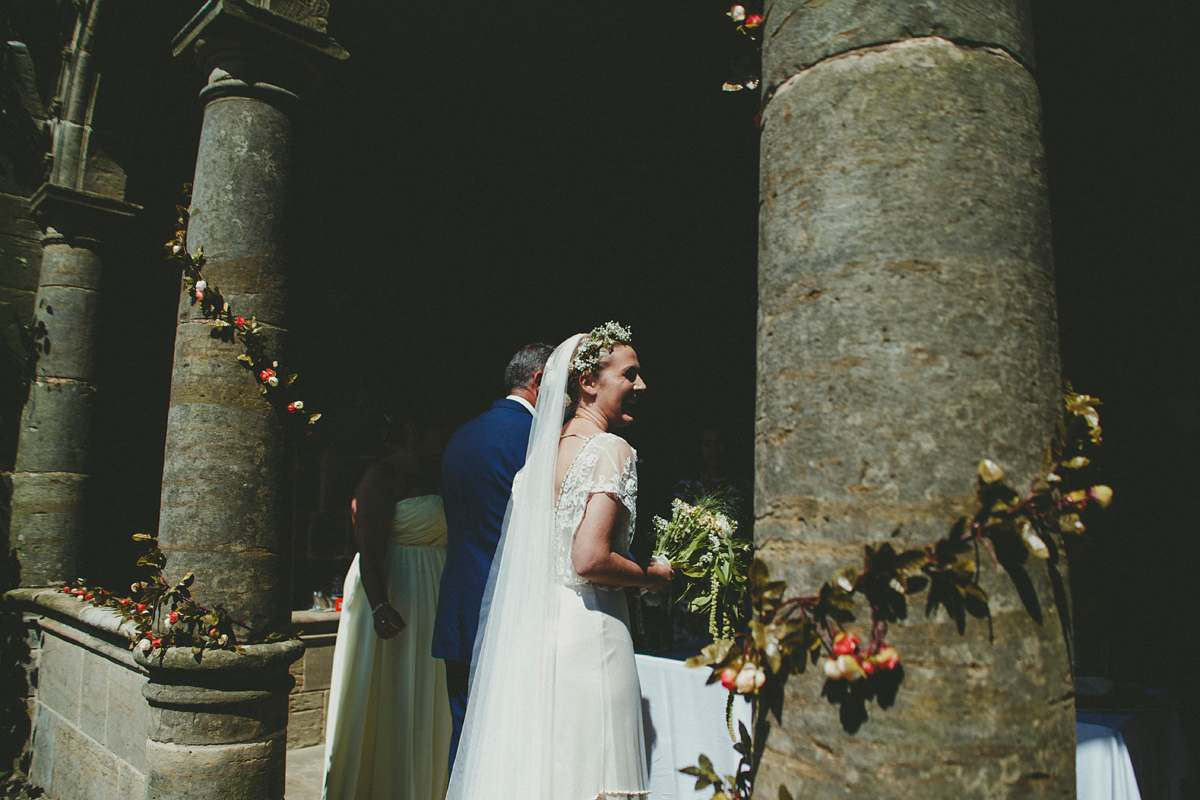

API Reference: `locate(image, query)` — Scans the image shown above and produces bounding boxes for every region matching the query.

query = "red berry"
[152,638,162,649]
[136,603,147,613]
[168,611,179,624]
[832,632,859,656]
[287,402,296,413]
[235,316,246,327]
[744,13,763,27]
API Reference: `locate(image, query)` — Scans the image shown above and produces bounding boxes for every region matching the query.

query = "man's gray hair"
[504,342,554,392]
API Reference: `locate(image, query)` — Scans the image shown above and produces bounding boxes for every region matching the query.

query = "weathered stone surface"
[35,632,82,726]
[0,192,41,242]
[756,31,1070,800]
[117,760,149,799]
[38,236,104,289]
[762,0,1035,91]
[13,379,97,473]
[286,700,325,749]
[53,716,121,799]
[137,640,301,796]
[29,285,102,381]
[186,95,294,327]
[106,662,151,773]
[28,700,60,790]
[145,735,287,800]
[79,646,111,743]
[164,322,291,411]
[8,472,88,586]
[758,37,1058,564]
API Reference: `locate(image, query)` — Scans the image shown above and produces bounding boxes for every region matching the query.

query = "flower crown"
[570,321,633,377]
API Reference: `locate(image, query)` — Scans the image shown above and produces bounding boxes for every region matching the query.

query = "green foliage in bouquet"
[650,495,754,640]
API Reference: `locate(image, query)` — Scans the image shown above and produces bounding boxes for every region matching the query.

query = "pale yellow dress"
[322,494,452,800]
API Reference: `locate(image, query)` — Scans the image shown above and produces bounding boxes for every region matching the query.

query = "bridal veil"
[445,333,584,798]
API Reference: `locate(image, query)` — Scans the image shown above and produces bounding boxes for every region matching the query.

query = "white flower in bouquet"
[649,495,753,639]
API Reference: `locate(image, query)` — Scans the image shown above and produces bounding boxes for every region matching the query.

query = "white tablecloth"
[637,655,1153,800]
[636,654,754,799]
[1077,717,1143,800]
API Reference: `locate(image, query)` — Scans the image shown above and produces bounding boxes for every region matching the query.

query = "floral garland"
[569,320,633,378]
[57,533,288,657]
[164,187,320,431]
[683,386,1111,799]
[721,4,763,94]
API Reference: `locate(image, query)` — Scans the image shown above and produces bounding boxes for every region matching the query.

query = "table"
[1077,715,1143,800]
[636,653,753,799]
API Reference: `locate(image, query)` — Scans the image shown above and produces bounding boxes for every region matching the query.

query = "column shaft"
[157,78,296,637]
[755,3,1073,797]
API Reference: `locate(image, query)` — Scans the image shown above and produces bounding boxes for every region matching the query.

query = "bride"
[446,323,673,799]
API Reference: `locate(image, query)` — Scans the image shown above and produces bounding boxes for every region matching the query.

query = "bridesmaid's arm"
[572,493,673,592]
[351,464,407,638]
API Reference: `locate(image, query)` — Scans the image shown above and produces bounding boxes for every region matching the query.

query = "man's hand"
[643,558,674,594]
[372,602,406,639]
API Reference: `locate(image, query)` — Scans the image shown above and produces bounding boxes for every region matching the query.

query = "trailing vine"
[683,386,1109,799]
[164,187,321,432]
[57,532,290,658]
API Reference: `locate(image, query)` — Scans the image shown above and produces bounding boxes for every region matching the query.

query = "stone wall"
[8,590,337,799]
[287,610,339,749]
[19,593,150,800]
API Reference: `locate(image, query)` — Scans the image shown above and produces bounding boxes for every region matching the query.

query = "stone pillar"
[137,640,303,800]
[160,0,346,637]
[9,186,136,587]
[755,3,1072,798]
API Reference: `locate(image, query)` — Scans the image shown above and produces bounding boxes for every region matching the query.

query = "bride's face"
[589,344,646,429]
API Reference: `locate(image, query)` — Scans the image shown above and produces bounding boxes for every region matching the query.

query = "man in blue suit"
[433,342,554,770]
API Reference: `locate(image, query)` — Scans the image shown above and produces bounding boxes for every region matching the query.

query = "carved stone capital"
[172,0,348,99]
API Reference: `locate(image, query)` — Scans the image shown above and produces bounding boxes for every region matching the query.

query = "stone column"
[755,3,1072,798]
[137,640,304,800]
[140,5,343,798]
[9,186,136,587]
[160,0,346,637]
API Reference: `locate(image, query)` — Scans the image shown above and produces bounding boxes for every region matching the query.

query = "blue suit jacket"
[432,398,534,663]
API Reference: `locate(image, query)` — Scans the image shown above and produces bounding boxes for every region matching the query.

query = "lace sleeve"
[580,434,637,520]
[554,434,638,586]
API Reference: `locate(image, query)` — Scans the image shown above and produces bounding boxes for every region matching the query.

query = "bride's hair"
[566,321,633,406]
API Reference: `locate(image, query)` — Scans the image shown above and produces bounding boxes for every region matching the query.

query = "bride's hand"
[643,559,674,594]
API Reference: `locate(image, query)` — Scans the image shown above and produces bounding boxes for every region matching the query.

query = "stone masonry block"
[286,706,325,749]
[35,631,82,724]
[762,0,1034,90]
[78,650,110,744]
[118,760,148,800]
[52,722,120,800]
[298,632,336,685]
[145,735,286,800]
[31,285,102,380]
[14,379,97,473]
[105,662,150,773]
[28,702,62,791]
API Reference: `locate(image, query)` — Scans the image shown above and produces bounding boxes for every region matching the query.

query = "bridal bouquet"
[650,496,754,640]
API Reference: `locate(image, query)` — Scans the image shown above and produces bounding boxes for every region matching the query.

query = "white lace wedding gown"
[445,333,649,800]
[550,432,649,799]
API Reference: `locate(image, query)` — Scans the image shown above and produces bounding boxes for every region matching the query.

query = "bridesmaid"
[322,410,452,800]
